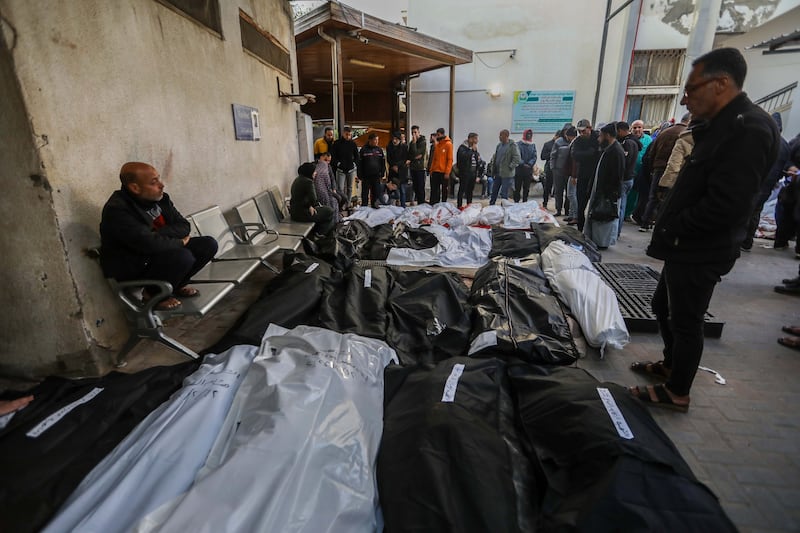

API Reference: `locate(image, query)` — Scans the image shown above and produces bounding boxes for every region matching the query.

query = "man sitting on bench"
[100,162,218,310]
[289,162,335,237]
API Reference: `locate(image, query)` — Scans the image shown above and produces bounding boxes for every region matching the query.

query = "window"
[628,49,685,87]
[239,11,291,76]
[158,0,221,34]
[625,95,674,126]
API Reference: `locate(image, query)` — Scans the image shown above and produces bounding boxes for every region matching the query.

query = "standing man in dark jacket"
[584,123,626,249]
[100,162,218,310]
[515,128,538,203]
[386,131,409,207]
[407,125,427,205]
[540,131,558,209]
[571,119,601,231]
[330,126,360,206]
[616,121,641,237]
[631,48,779,412]
[456,132,483,208]
[358,133,386,208]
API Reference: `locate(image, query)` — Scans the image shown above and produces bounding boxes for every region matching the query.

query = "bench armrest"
[111,279,174,314]
[229,222,279,245]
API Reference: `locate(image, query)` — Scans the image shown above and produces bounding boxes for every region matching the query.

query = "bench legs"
[115,326,200,367]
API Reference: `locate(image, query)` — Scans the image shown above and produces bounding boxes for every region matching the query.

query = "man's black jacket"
[571,131,601,181]
[100,189,190,280]
[331,138,360,173]
[647,93,780,264]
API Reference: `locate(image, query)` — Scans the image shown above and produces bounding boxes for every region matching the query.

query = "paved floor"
[12,218,800,532]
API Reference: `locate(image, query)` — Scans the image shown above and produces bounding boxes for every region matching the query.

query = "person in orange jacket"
[429,127,453,204]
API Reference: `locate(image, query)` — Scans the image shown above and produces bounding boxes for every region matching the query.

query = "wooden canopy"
[294,2,472,132]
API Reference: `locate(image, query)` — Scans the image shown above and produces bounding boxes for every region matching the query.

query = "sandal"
[154,297,182,311]
[777,336,800,351]
[630,360,671,380]
[174,286,199,298]
[629,384,689,413]
[781,326,800,336]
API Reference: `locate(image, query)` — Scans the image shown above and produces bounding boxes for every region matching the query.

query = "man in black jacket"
[330,126,360,205]
[358,133,386,208]
[100,162,218,310]
[616,121,641,237]
[455,132,483,208]
[539,131,558,209]
[571,119,601,231]
[386,131,409,207]
[630,48,779,412]
[406,125,427,205]
[289,162,335,236]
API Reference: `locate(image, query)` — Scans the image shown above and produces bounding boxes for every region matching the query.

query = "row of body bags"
[3,325,734,532]
[208,242,626,365]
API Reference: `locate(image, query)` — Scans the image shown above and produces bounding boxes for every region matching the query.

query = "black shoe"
[782,276,800,287]
[630,215,641,226]
[740,246,751,252]
[775,285,800,296]
[555,211,562,217]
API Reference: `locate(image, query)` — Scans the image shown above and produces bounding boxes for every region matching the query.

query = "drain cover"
[595,263,724,338]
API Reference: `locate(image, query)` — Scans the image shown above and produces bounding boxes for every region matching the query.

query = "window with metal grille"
[625,95,675,127]
[628,49,685,87]
[755,82,796,114]
[157,0,221,34]
[240,11,291,76]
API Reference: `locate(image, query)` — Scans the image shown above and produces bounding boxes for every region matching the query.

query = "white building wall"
[0,0,301,376]
[717,6,800,140]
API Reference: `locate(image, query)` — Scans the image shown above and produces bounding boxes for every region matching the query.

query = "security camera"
[360,36,369,44]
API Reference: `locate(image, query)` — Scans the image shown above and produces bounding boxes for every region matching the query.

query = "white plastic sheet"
[345,205,404,227]
[138,324,398,533]
[430,202,461,226]
[478,205,505,226]
[394,203,434,228]
[43,345,258,533]
[386,225,492,268]
[448,203,483,228]
[541,241,629,355]
[502,200,558,229]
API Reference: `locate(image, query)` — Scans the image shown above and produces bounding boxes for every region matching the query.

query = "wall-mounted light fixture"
[349,58,385,70]
[276,76,316,105]
[487,86,502,98]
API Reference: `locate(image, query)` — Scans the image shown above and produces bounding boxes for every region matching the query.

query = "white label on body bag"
[597,387,634,440]
[364,269,372,288]
[26,387,104,438]
[441,364,465,402]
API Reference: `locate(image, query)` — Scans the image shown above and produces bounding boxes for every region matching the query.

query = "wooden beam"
[449,65,455,139]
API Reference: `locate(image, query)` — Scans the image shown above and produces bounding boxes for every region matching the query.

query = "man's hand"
[182,235,190,246]
[0,395,33,416]
[405,160,411,166]
[569,177,577,185]
[309,206,316,216]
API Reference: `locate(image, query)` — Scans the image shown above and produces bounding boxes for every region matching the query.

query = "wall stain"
[50,31,77,50]
[29,174,52,192]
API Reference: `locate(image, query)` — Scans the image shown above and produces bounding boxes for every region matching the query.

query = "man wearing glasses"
[630,48,779,413]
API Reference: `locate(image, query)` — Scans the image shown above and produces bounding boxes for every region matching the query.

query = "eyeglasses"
[683,76,722,97]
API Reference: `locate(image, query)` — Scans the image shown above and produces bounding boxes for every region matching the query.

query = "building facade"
[0,0,303,376]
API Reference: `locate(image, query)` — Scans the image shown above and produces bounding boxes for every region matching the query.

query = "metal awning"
[294,1,472,131]
[747,28,800,53]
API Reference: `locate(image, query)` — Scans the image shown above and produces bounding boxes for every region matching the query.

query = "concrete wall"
[0,0,301,377]
[405,0,628,153]
[717,6,800,140]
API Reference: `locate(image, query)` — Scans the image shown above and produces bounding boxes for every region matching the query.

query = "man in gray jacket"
[489,129,522,205]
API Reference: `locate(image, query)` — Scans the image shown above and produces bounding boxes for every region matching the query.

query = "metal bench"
[190,205,281,267]
[233,199,302,253]
[254,189,313,238]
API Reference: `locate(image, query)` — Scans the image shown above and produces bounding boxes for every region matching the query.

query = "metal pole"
[318,28,338,133]
[335,34,346,133]
[449,65,455,138]
[592,0,613,126]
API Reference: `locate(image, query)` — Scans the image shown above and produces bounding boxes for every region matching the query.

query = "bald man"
[100,162,217,310]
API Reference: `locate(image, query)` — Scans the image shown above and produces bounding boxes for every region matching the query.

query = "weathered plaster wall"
[0,0,300,377]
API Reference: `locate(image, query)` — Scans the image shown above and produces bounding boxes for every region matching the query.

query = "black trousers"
[514,165,533,203]
[652,260,733,396]
[542,166,553,206]
[430,172,448,204]
[576,176,592,231]
[742,190,771,250]
[361,176,381,208]
[774,200,799,250]
[127,236,217,293]
[410,169,426,204]
[457,174,478,207]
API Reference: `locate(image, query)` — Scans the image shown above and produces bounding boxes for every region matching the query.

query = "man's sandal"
[174,286,200,298]
[630,360,671,380]
[629,384,689,413]
[777,336,800,351]
[781,325,800,336]
[155,297,181,310]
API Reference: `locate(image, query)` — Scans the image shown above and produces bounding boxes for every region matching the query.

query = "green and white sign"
[512,90,575,133]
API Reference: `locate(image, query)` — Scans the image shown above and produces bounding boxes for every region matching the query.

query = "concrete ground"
[6,214,799,532]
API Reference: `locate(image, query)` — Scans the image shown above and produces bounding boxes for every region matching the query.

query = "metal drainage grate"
[595,263,724,338]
